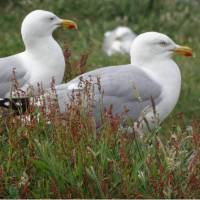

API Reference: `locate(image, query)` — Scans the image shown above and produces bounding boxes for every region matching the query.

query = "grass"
[0,0,200,198]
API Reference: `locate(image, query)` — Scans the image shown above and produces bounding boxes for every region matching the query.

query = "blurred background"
[0,0,200,125]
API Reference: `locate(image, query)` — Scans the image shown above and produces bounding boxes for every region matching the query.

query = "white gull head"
[130,32,192,66]
[21,10,77,50]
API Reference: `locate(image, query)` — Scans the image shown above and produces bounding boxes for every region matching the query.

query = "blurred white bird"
[103,26,136,56]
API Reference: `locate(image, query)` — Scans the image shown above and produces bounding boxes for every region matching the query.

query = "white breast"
[142,59,181,128]
[20,37,65,92]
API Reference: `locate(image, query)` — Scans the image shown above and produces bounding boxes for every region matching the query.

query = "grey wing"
[55,64,162,120]
[0,55,30,97]
[92,65,162,120]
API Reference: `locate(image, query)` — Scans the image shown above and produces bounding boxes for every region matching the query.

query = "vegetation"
[0,0,200,198]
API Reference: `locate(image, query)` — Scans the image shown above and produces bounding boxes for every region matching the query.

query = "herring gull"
[0,10,77,98]
[53,32,192,130]
[103,26,136,56]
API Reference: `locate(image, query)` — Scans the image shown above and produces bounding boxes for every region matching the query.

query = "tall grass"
[0,89,200,198]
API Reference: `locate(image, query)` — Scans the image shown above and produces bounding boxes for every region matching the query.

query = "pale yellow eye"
[49,17,55,21]
[159,41,168,47]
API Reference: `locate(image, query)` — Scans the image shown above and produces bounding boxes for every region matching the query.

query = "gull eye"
[49,17,55,21]
[159,41,168,47]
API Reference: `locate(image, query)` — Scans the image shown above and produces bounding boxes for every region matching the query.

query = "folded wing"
[54,64,162,123]
[0,55,30,97]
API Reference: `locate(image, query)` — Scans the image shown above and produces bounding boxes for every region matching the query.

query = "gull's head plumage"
[21,10,77,48]
[130,32,192,65]
[21,10,60,37]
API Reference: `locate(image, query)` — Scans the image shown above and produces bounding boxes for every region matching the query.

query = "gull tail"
[0,98,29,114]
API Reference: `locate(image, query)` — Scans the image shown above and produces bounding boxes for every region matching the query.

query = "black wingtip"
[0,98,29,115]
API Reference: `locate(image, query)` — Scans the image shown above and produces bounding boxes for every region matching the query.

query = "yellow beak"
[174,45,193,57]
[59,19,78,29]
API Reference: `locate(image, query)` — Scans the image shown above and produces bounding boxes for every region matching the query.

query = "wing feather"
[0,54,30,97]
